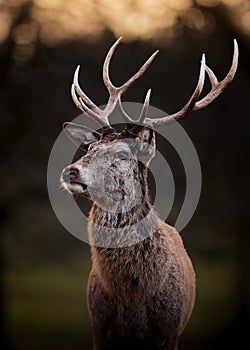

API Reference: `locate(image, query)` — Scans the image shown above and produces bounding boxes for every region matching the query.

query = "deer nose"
[62,167,79,181]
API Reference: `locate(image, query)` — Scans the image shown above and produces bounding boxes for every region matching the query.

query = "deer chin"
[61,181,88,195]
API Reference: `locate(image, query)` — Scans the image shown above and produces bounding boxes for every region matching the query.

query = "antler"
[71,37,159,127]
[119,40,239,128]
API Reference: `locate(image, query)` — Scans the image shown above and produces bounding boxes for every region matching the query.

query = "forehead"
[94,139,132,153]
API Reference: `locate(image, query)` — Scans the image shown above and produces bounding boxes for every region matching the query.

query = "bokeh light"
[0,0,249,52]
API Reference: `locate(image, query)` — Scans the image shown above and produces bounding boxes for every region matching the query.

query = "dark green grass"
[5,259,240,350]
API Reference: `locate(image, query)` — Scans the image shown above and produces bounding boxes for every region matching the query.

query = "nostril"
[69,168,79,180]
[62,167,79,181]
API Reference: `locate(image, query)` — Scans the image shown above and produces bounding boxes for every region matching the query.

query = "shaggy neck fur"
[87,163,170,304]
[88,162,159,247]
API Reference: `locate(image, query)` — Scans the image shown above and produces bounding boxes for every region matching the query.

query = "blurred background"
[0,0,249,349]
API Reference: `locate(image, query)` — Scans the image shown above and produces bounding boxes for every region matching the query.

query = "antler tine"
[73,66,100,111]
[79,98,109,127]
[71,66,108,127]
[138,89,151,123]
[143,40,238,128]
[118,96,136,123]
[103,37,122,94]
[119,51,159,95]
[102,37,159,120]
[204,65,218,88]
[71,82,107,127]
[193,39,239,111]
[103,37,159,95]
[118,89,152,124]
[71,83,84,112]
[143,54,206,127]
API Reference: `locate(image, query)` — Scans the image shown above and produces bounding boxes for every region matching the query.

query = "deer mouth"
[71,182,87,191]
[61,180,88,195]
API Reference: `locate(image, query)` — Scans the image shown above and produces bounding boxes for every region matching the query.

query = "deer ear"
[136,127,154,144]
[63,122,100,151]
[136,127,156,163]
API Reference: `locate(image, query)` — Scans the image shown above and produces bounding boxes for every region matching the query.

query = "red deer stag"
[60,38,238,350]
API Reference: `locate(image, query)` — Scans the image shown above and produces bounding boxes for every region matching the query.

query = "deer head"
[60,38,238,211]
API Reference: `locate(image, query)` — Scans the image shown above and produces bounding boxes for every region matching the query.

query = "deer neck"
[88,165,160,248]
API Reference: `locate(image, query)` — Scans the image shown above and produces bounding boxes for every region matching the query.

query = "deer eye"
[115,151,128,159]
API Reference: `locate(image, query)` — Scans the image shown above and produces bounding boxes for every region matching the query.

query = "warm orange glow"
[0,0,249,48]
[167,0,193,11]
[241,11,250,34]
[5,0,29,7]
[31,0,103,45]
[196,0,220,7]
[182,8,206,31]
[33,0,61,9]
[0,12,11,43]
[98,0,177,41]
[222,0,245,6]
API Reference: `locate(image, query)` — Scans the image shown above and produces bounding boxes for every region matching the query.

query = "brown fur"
[61,126,196,350]
[87,205,195,350]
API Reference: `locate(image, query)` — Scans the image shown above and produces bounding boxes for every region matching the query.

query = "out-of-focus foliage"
[0,0,250,65]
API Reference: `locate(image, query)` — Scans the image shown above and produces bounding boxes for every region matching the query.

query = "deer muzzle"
[60,166,88,195]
